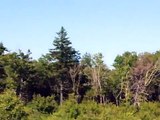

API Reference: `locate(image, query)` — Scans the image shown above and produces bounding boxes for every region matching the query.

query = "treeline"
[0,27,160,119]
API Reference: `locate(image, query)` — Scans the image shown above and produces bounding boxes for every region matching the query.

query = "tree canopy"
[0,27,159,119]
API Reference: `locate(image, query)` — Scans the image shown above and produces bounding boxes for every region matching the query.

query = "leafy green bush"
[0,89,27,120]
[28,94,57,114]
[46,100,160,120]
[46,95,79,120]
[0,90,159,120]
[135,102,160,120]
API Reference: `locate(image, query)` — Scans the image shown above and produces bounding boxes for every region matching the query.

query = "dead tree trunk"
[69,65,81,95]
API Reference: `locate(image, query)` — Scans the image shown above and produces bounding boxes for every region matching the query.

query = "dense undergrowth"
[0,90,159,120]
[46,98,160,120]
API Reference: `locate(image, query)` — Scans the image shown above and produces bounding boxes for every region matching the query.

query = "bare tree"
[90,53,107,104]
[130,56,160,108]
[69,64,81,96]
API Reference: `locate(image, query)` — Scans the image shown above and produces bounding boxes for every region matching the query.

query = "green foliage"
[29,95,58,114]
[46,101,160,120]
[0,29,160,120]
[134,102,160,120]
[46,96,79,120]
[104,52,138,104]
[50,26,80,67]
[0,90,28,120]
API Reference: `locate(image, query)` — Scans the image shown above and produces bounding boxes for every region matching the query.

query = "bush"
[46,95,79,120]
[29,94,57,114]
[0,91,159,120]
[0,89,28,120]
[46,100,160,120]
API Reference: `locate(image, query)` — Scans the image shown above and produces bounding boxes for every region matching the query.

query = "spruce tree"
[50,27,80,105]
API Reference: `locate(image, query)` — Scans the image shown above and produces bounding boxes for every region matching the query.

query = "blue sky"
[0,0,160,67]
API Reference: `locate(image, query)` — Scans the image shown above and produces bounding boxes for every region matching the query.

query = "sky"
[0,0,160,67]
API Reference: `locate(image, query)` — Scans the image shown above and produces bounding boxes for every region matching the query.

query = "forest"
[0,27,160,120]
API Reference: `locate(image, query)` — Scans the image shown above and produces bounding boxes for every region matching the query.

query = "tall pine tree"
[50,27,80,105]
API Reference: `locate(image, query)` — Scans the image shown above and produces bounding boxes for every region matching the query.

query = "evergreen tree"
[49,27,80,105]
[0,42,7,55]
[0,43,8,92]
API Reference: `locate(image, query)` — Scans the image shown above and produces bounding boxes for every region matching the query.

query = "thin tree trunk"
[60,82,63,106]
[100,95,103,104]
[158,84,160,101]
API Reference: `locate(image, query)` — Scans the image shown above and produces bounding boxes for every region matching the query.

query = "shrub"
[29,94,57,114]
[0,89,28,120]
[46,100,160,120]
